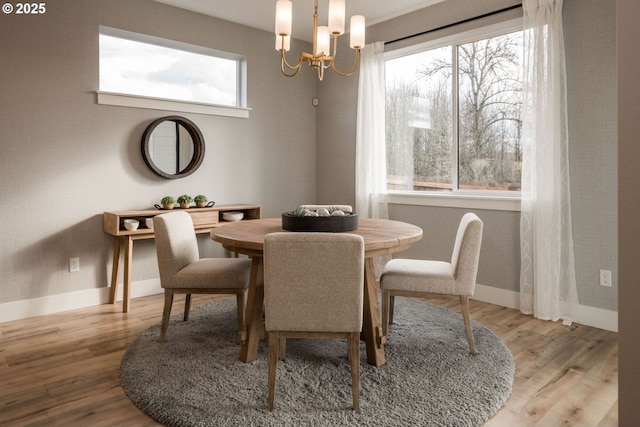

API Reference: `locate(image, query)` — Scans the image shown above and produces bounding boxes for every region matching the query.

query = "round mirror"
[141,116,205,179]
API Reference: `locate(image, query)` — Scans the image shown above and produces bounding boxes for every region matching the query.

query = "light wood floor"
[0,293,617,426]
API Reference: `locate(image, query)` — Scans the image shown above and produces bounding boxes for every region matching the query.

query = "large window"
[385,21,523,194]
[98,27,248,117]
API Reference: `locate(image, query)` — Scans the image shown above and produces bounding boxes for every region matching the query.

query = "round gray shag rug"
[121,297,514,427]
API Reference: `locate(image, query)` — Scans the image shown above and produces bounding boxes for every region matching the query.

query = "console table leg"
[122,236,133,313]
[109,237,122,305]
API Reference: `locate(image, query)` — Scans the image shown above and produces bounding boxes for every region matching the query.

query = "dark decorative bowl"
[281,212,359,232]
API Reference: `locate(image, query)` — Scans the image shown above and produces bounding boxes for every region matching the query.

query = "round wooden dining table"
[210,217,423,367]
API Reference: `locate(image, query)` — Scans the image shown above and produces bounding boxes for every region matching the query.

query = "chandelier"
[275,0,365,81]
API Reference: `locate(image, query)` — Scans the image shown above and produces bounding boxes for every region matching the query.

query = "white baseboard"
[0,279,162,323]
[577,305,618,332]
[0,281,617,332]
[473,284,618,332]
[473,284,521,310]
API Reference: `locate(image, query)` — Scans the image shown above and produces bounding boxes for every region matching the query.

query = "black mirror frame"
[141,116,205,179]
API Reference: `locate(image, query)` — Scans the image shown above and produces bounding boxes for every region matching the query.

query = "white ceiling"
[152,0,445,43]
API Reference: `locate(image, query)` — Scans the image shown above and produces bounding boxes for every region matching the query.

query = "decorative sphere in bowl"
[124,219,139,230]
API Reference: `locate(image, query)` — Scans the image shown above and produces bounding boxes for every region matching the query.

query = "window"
[385,20,523,194]
[98,27,248,117]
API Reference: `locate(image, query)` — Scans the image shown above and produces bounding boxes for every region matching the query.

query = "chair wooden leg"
[382,290,391,336]
[461,296,477,355]
[389,295,395,325]
[267,331,278,411]
[278,337,286,361]
[349,332,361,413]
[183,294,192,321]
[236,290,246,330]
[160,290,174,342]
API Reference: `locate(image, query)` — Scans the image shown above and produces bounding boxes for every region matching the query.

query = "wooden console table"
[103,204,260,312]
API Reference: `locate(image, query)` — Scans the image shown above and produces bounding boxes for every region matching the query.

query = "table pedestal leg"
[240,256,264,363]
[362,258,386,366]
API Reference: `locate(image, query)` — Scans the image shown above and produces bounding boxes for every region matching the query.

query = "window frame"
[384,18,523,211]
[97,26,250,119]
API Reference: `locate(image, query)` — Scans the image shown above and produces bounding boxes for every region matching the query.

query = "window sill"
[385,191,521,212]
[96,92,251,119]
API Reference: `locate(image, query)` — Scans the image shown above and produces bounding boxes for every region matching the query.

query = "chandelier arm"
[323,35,338,70]
[280,49,304,77]
[330,47,360,77]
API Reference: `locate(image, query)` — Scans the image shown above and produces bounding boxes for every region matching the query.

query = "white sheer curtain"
[356,41,389,276]
[520,0,580,323]
[356,41,387,221]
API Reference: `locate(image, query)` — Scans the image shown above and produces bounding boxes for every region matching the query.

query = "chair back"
[153,211,200,287]
[450,213,483,294]
[264,232,364,333]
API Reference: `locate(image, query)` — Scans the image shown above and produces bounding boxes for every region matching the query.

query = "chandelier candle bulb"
[275,0,292,36]
[328,0,346,35]
[276,35,290,52]
[316,26,331,56]
[350,15,365,49]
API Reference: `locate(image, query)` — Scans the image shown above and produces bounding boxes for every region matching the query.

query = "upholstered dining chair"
[380,213,483,355]
[153,211,251,342]
[264,232,365,413]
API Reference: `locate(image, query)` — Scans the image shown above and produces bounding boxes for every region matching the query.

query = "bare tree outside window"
[386,46,452,191]
[385,29,523,192]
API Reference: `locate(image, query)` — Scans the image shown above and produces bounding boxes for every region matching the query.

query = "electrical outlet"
[599,269,612,287]
[69,257,80,273]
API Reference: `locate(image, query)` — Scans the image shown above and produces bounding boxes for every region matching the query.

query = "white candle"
[350,15,365,49]
[275,0,292,37]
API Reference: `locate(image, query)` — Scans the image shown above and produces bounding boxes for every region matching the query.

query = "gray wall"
[316,0,618,311]
[565,0,617,310]
[617,0,640,421]
[388,205,521,293]
[0,0,316,304]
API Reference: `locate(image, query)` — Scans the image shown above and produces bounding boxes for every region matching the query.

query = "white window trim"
[384,18,523,207]
[385,191,521,211]
[96,91,251,119]
[98,26,249,118]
